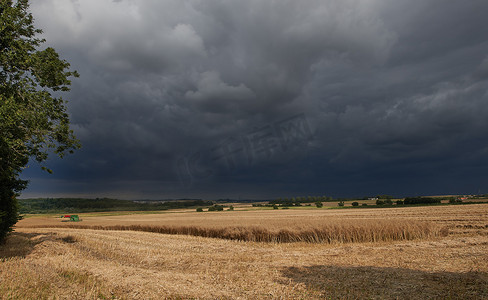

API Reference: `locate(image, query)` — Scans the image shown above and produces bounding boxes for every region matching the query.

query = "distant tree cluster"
[18,198,213,213]
[207,204,225,211]
[200,205,233,212]
[376,199,393,205]
[269,195,333,206]
[252,203,275,208]
[403,197,441,205]
[361,195,395,200]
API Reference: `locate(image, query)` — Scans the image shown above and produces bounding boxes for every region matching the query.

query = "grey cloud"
[184,71,256,114]
[475,56,488,79]
[22,0,488,198]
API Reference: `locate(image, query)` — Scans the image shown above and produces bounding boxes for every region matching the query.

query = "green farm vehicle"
[60,215,81,222]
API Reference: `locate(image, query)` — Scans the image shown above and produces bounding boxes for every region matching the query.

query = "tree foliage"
[403,197,441,205]
[0,0,79,242]
[18,198,214,214]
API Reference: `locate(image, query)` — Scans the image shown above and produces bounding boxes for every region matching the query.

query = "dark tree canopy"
[0,0,79,242]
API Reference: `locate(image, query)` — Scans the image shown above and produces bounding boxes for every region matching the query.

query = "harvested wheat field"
[1,204,488,299]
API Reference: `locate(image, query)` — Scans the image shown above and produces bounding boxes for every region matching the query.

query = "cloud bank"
[21,0,488,199]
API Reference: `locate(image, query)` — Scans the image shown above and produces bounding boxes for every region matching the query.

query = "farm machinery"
[60,215,81,222]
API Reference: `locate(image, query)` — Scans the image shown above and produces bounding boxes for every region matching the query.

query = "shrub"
[351,202,359,206]
[338,201,344,207]
[376,200,385,205]
[384,199,393,205]
[208,205,224,212]
[362,203,368,206]
[396,200,404,205]
[196,208,203,212]
[448,198,463,204]
[227,206,234,211]
[315,202,323,208]
[272,204,278,209]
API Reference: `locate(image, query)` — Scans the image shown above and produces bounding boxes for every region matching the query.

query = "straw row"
[31,220,448,243]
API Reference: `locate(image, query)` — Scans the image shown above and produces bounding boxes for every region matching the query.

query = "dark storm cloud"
[20,0,488,199]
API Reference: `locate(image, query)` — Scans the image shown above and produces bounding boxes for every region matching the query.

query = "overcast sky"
[21,0,488,199]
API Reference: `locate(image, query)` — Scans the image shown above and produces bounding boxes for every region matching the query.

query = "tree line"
[269,196,333,205]
[18,198,214,214]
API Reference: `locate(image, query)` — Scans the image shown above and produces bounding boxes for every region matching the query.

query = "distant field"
[18,203,488,234]
[2,204,488,299]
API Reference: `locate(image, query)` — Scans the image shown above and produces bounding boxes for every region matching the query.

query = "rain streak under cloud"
[21,0,488,199]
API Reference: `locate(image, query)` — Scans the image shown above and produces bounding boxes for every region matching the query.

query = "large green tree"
[0,0,79,242]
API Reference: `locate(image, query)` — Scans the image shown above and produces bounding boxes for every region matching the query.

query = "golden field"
[1,204,488,299]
